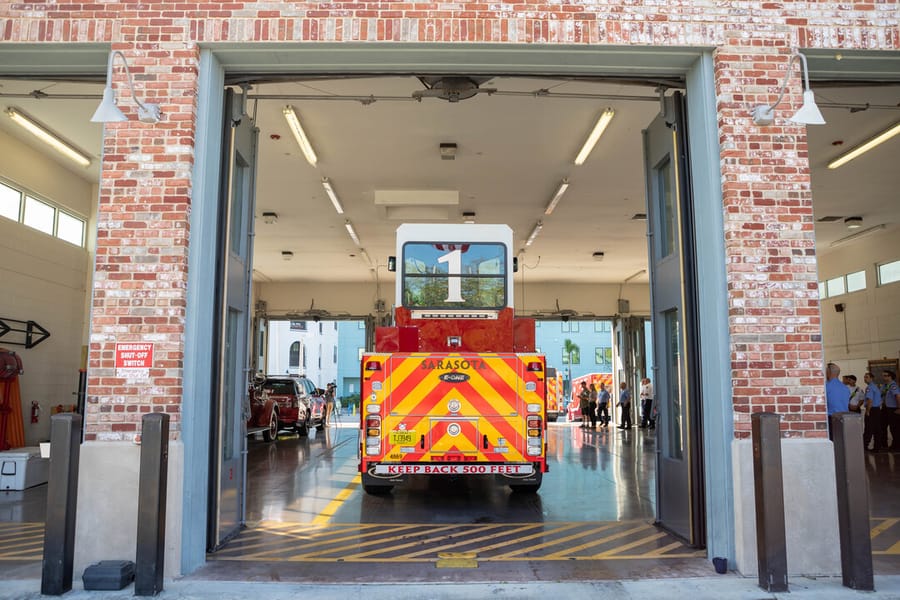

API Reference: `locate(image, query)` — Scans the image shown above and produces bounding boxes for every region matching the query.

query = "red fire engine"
[359,224,548,494]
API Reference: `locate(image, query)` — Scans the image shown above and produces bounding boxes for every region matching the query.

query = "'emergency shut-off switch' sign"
[115,343,153,379]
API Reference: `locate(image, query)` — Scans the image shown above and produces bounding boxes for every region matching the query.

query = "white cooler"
[0,447,50,491]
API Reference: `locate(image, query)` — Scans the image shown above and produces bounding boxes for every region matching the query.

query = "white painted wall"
[0,127,95,446]
[817,225,900,379]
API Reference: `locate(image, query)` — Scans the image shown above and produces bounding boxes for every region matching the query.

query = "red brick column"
[715,41,826,439]
[85,42,199,442]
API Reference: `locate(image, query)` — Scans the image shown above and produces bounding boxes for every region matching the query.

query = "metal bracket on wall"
[0,317,51,349]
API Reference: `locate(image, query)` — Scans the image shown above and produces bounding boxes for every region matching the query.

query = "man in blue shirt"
[825,362,850,440]
[617,382,633,430]
[881,370,900,452]
[863,371,884,452]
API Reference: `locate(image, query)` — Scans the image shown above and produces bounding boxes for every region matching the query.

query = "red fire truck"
[359,224,548,494]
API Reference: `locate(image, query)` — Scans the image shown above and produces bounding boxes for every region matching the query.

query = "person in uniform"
[639,377,655,429]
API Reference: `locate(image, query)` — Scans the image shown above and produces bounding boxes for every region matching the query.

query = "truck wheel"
[295,422,309,437]
[262,410,278,443]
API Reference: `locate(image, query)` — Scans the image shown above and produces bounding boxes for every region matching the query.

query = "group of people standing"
[825,362,900,451]
[577,377,655,430]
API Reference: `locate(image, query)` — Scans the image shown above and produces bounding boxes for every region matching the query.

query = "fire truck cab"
[359,224,548,494]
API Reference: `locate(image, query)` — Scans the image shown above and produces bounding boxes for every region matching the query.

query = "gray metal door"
[643,93,705,546]
[208,88,259,550]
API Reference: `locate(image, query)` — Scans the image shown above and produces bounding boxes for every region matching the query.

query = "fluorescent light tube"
[525,221,543,247]
[574,108,615,166]
[282,105,318,167]
[6,107,91,167]
[544,179,570,215]
[829,223,887,248]
[827,122,900,169]
[345,220,360,245]
[322,178,344,214]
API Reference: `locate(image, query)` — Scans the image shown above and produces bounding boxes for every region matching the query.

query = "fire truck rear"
[359,224,547,494]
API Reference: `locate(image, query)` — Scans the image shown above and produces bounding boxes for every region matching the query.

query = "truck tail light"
[526,414,543,456]
[365,415,381,456]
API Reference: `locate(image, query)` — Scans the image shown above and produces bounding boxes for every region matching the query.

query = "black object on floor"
[82,560,135,591]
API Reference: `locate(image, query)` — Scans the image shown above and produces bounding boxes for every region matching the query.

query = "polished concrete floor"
[3,417,900,583]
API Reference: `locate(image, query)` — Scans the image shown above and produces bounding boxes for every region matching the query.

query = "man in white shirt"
[845,375,863,413]
[639,377,655,429]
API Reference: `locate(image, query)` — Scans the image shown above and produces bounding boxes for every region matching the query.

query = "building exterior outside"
[535,319,615,394]
[336,320,365,401]
[1,0,897,581]
[265,319,339,388]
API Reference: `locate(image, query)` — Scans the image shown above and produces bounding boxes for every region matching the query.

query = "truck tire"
[262,410,278,443]
[295,421,309,437]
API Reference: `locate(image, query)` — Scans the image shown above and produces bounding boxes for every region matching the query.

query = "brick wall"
[1,2,896,440]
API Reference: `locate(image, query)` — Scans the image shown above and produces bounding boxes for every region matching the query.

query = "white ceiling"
[0,75,898,288]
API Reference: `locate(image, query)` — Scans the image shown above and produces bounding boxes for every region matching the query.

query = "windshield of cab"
[401,242,507,309]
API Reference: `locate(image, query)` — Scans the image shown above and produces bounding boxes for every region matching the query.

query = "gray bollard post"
[831,412,874,590]
[135,412,169,597]
[41,413,82,596]
[751,412,788,593]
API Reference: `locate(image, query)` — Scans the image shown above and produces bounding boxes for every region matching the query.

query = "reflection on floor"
[3,419,900,581]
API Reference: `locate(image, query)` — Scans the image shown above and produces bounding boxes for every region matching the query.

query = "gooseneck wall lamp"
[751,52,825,126]
[91,50,162,124]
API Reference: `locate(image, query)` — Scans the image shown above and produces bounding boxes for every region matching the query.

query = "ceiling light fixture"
[751,52,825,126]
[829,223,888,249]
[91,50,162,124]
[282,105,318,166]
[281,250,294,261]
[345,220,360,246]
[5,107,92,167]
[544,179,570,215]
[574,108,615,165]
[525,221,543,247]
[844,216,863,229]
[262,211,278,225]
[322,177,344,214]
[462,211,476,224]
[827,122,900,169]
[592,251,605,261]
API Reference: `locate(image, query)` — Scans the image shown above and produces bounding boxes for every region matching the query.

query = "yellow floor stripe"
[872,518,899,539]
[311,474,361,526]
[643,540,687,557]
[232,524,423,559]
[544,523,651,559]
[402,523,542,559]
[475,522,586,556]
[337,524,475,560]
[593,531,668,558]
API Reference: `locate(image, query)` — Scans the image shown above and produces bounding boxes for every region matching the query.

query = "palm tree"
[563,338,580,403]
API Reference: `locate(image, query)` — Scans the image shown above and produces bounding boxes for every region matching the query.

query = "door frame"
[182,45,732,573]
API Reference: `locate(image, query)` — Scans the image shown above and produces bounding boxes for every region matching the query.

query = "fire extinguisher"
[31,401,40,424]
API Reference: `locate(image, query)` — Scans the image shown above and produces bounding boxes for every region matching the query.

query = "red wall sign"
[115,343,154,369]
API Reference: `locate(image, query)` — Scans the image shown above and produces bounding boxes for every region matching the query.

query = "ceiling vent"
[817,215,845,222]
[632,213,647,220]
[412,76,497,102]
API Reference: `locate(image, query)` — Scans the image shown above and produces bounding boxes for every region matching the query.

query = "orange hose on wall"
[1,378,26,449]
